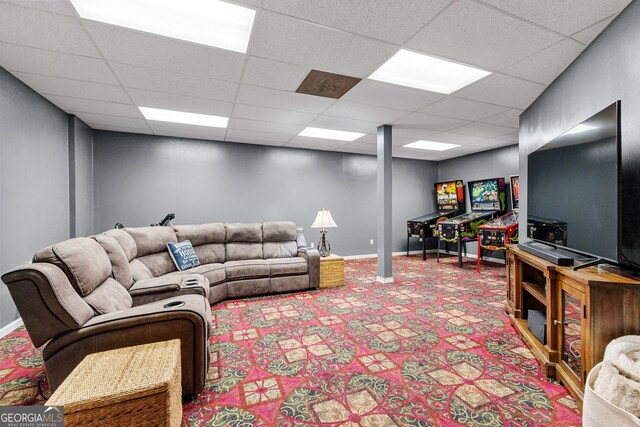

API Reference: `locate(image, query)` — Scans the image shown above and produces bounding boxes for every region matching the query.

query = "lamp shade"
[311,209,338,228]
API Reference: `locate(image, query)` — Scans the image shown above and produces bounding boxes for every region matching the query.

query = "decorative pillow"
[167,240,201,271]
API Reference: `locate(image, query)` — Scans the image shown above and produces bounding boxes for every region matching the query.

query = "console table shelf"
[505,244,640,409]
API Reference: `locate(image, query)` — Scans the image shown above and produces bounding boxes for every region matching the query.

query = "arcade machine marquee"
[407,180,465,260]
[476,175,520,272]
[438,177,506,268]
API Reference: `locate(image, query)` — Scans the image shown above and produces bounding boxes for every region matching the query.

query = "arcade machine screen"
[435,180,463,211]
[510,175,520,210]
[469,178,504,211]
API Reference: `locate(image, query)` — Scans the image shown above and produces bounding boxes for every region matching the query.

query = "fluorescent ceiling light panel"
[564,123,597,135]
[139,107,228,128]
[69,0,256,53]
[404,140,460,151]
[298,127,365,142]
[369,49,491,94]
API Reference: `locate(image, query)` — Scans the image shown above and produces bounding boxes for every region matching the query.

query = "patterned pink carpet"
[0,255,581,426]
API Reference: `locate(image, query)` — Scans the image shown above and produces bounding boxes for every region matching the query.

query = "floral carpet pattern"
[0,255,581,426]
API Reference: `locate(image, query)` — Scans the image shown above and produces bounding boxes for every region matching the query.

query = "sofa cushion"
[174,223,226,246]
[34,237,112,297]
[167,240,201,271]
[224,260,269,281]
[266,258,308,276]
[103,229,137,261]
[137,252,177,277]
[130,259,153,282]
[193,244,225,264]
[263,221,297,242]
[93,234,133,289]
[263,242,298,259]
[125,226,177,257]
[226,223,262,243]
[168,263,226,286]
[83,278,132,315]
[226,243,263,261]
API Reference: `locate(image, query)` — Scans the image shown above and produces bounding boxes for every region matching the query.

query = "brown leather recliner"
[1,237,211,396]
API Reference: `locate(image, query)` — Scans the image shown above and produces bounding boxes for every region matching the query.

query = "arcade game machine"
[438,177,506,268]
[476,175,520,272]
[406,180,465,260]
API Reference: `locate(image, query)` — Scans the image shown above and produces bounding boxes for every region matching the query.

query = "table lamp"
[311,209,338,257]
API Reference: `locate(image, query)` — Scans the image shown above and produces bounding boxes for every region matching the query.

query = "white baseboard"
[0,317,23,338]
[376,276,394,284]
[343,249,506,265]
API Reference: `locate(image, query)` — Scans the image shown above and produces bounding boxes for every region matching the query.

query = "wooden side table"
[47,340,182,427]
[320,254,344,288]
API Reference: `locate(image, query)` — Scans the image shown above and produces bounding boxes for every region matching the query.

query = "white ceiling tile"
[249,10,397,77]
[0,43,118,84]
[11,72,130,103]
[419,96,509,121]
[308,115,378,134]
[110,63,238,102]
[228,118,304,135]
[45,95,141,118]
[495,130,519,142]
[502,38,584,85]
[391,112,470,133]
[337,141,376,155]
[571,15,616,45]
[126,88,234,117]
[392,147,424,159]
[453,73,546,108]
[406,0,562,70]
[450,122,516,138]
[427,132,495,146]
[226,129,291,145]
[226,0,262,7]
[469,139,518,149]
[6,0,77,16]
[232,104,317,126]
[341,79,444,111]
[478,0,630,36]
[236,85,335,114]
[0,3,99,56]
[73,112,151,130]
[242,56,310,91]
[323,100,410,124]
[89,124,154,135]
[285,136,349,151]
[262,0,452,44]
[148,122,227,140]
[83,21,246,82]
[480,108,522,128]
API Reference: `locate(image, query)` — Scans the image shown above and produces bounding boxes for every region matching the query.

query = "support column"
[377,125,393,283]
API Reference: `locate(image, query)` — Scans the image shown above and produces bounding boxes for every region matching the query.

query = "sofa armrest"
[42,294,211,395]
[129,274,209,306]
[298,248,320,289]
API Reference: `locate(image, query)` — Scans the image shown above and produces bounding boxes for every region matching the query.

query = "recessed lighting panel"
[404,140,460,151]
[69,0,256,53]
[139,107,228,128]
[298,127,365,142]
[564,124,597,135]
[369,49,491,94]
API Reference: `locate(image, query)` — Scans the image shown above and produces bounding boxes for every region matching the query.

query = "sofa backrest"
[263,221,299,259]
[125,226,178,279]
[173,223,226,264]
[225,223,263,261]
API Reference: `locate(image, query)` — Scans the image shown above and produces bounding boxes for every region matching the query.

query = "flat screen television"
[527,101,622,267]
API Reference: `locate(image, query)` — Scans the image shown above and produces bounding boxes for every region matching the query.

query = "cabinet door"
[559,285,586,387]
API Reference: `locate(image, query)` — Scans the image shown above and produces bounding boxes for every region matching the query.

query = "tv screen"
[434,180,464,211]
[527,101,620,262]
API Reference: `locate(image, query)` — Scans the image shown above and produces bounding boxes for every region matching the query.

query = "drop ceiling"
[0,0,631,160]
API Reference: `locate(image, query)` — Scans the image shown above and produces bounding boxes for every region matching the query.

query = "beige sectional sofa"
[1,221,319,396]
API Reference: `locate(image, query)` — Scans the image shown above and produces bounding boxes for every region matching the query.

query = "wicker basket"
[320,254,344,288]
[583,362,640,427]
[47,340,182,427]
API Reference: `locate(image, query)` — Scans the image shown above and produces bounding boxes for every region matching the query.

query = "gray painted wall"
[0,67,70,327]
[437,144,520,256]
[519,1,640,267]
[92,131,438,256]
[71,117,94,237]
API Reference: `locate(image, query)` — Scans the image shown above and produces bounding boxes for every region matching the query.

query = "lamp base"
[318,229,331,257]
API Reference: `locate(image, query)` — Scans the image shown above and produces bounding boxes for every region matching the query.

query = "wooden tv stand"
[505,244,640,409]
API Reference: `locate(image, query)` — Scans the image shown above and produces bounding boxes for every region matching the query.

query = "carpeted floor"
[0,255,581,426]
